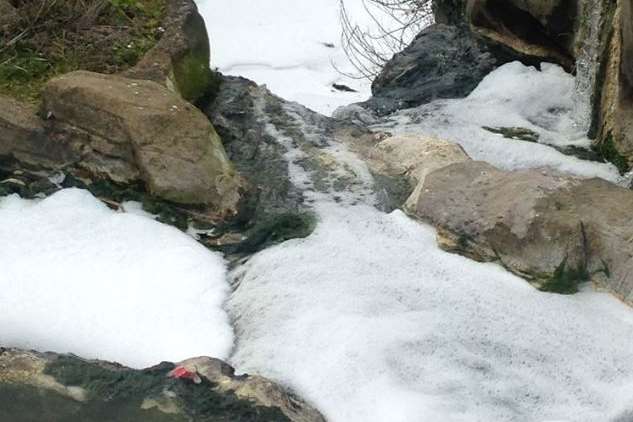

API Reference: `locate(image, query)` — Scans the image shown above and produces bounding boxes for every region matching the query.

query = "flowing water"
[225,62,633,421]
[573,0,605,134]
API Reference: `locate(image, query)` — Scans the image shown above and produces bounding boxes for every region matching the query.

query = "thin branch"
[338,0,433,80]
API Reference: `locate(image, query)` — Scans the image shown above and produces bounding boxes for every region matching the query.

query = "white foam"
[228,203,633,422]
[373,62,622,183]
[195,0,418,115]
[0,189,234,368]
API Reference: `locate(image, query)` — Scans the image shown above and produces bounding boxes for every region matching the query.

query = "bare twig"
[338,0,433,80]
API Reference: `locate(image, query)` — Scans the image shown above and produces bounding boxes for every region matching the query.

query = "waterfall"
[573,0,604,134]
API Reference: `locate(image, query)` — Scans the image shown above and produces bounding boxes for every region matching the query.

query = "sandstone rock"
[590,1,633,173]
[621,0,633,87]
[410,160,633,301]
[41,71,242,210]
[124,0,215,102]
[466,0,577,68]
[0,348,324,421]
[0,95,76,168]
[367,135,470,211]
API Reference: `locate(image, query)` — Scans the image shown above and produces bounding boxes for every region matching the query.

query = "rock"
[204,75,304,223]
[622,0,633,88]
[466,0,577,68]
[363,24,527,115]
[0,348,325,422]
[432,0,466,24]
[203,74,410,246]
[124,0,215,103]
[332,104,378,126]
[410,160,633,301]
[428,0,633,170]
[365,0,583,116]
[178,357,325,422]
[0,95,76,169]
[41,71,243,211]
[366,135,470,211]
[591,0,633,172]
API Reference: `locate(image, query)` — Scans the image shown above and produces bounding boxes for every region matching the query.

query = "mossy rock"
[126,0,216,103]
[591,132,630,174]
[0,355,292,422]
[538,257,588,295]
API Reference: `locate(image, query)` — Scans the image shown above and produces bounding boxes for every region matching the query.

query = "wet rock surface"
[364,24,504,115]
[0,348,324,422]
[203,75,408,255]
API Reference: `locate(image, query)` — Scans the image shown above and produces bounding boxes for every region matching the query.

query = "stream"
[1,1,633,421]
[221,61,633,422]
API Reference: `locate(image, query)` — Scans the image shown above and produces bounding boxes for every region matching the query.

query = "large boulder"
[409,160,633,302]
[364,24,511,115]
[124,0,215,103]
[0,348,325,422]
[367,0,582,116]
[41,71,243,211]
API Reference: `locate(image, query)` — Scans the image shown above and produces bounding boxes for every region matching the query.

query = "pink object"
[168,366,202,384]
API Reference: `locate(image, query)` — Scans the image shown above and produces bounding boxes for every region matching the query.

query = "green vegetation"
[0,0,167,101]
[239,212,316,254]
[592,132,630,174]
[539,256,588,295]
[482,126,540,143]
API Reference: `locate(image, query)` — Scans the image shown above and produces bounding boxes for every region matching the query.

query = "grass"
[0,0,167,102]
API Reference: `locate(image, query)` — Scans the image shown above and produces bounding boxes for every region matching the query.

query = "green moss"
[591,132,630,174]
[482,126,540,143]
[172,51,213,103]
[220,211,316,256]
[0,383,186,422]
[43,356,292,422]
[539,257,588,294]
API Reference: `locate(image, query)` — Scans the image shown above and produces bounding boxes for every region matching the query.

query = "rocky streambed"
[3,0,633,421]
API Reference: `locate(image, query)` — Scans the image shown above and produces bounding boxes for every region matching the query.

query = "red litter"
[168,366,202,384]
